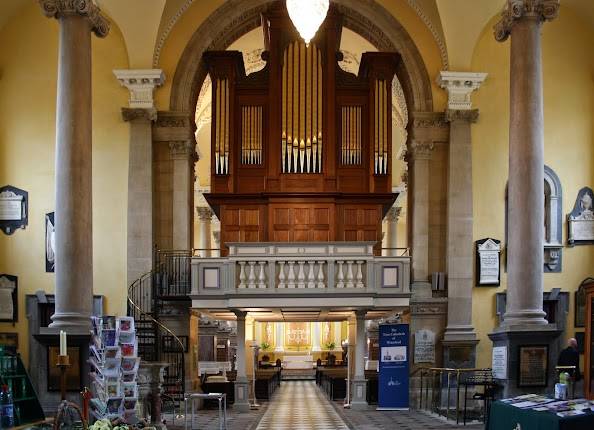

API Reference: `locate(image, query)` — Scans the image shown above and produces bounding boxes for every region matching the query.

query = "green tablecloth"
[487,401,594,430]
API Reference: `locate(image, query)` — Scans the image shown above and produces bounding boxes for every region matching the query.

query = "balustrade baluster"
[336,261,344,288]
[278,261,286,288]
[355,260,364,288]
[287,261,296,288]
[297,261,306,288]
[316,261,325,288]
[307,261,315,288]
[248,261,257,288]
[346,260,355,288]
[258,261,267,288]
[238,261,247,288]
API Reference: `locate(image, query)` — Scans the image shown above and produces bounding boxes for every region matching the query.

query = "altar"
[282,355,314,370]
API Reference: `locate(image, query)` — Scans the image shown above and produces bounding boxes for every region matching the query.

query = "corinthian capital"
[169,141,197,160]
[408,140,435,161]
[494,0,560,42]
[39,0,110,37]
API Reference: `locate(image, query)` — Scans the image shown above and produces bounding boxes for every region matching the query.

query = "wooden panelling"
[269,203,333,242]
[338,205,382,247]
[220,206,265,251]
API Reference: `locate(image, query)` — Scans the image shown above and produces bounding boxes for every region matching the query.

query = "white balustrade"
[248,261,257,288]
[307,261,316,288]
[238,261,247,288]
[297,261,306,288]
[278,261,286,288]
[336,261,345,288]
[287,261,296,288]
[258,261,267,288]
[316,261,325,288]
[355,260,364,288]
[346,260,355,288]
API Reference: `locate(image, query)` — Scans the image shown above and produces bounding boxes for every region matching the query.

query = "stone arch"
[169,0,434,117]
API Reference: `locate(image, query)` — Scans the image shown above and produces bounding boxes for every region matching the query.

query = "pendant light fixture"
[286,0,329,45]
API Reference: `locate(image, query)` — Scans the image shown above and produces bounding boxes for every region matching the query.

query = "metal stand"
[343,342,350,409]
[250,343,260,409]
[184,393,227,430]
[56,354,71,401]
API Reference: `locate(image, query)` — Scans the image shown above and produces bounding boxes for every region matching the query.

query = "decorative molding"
[408,140,435,160]
[121,107,157,122]
[411,112,448,129]
[156,112,192,129]
[406,0,449,70]
[385,207,402,222]
[113,69,165,109]
[153,0,195,67]
[168,141,196,160]
[494,0,560,42]
[410,302,447,315]
[196,206,214,221]
[39,0,110,37]
[446,109,479,124]
[437,71,487,110]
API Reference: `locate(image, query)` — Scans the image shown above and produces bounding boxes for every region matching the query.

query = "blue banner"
[378,323,409,410]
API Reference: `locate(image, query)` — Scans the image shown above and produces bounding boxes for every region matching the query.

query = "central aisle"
[255,380,350,430]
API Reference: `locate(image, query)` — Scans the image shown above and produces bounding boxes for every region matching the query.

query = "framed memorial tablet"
[0,185,28,235]
[475,238,501,286]
[0,274,18,323]
[517,345,548,388]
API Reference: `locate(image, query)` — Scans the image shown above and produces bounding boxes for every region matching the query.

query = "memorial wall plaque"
[476,238,501,286]
[568,187,594,245]
[45,212,55,273]
[0,274,18,323]
[492,346,507,379]
[518,345,548,387]
[0,185,28,235]
[414,329,435,363]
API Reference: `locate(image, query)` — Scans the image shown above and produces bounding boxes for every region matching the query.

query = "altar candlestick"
[60,330,67,356]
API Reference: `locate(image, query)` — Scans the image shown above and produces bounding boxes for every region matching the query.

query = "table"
[487,401,594,430]
[185,392,227,430]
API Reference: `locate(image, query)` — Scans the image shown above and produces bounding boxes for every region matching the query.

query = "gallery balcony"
[190,242,411,319]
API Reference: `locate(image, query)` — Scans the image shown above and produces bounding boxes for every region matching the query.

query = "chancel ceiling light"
[286,0,329,45]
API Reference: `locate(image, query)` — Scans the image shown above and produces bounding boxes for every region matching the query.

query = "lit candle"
[59,330,67,356]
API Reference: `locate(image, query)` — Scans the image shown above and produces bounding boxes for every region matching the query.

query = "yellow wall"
[471,7,594,368]
[0,4,130,365]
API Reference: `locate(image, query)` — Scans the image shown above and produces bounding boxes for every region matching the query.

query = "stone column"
[196,207,213,257]
[233,310,250,412]
[274,322,284,353]
[114,69,165,286]
[488,0,561,398]
[385,207,401,256]
[333,321,342,351]
[494,0,559,327]
[312,322,322,352]
[407,140,434,299]
[170,141,196,250]
[39,0,109,330]
[351,310,368,409]
[437,72,486,366]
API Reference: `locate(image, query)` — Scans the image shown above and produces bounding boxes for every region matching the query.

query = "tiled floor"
[166,381,483,430]
[256,380,349,430]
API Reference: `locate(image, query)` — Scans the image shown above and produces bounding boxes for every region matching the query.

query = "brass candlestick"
[56,354,71,401]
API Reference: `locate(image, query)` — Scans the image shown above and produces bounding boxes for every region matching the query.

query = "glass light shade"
[286,0,329,45]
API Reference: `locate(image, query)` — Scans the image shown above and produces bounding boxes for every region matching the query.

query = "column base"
[350,377,368,410]
[411,281,432,300]
[442,339,479,369]
[49,311,92,330]
[488,324,562,398]
[233,377,251,412]
[502,309,549,327]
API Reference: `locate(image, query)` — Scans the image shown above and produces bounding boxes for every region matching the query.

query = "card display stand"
[0,347,45,426]
[89,316,139,423]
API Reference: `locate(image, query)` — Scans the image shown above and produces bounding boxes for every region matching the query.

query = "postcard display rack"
[89,316,139,423]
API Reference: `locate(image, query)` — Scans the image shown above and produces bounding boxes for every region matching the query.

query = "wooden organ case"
[203,2,401,253]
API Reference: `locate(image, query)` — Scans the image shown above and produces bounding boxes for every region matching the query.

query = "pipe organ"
[203,1,401,253]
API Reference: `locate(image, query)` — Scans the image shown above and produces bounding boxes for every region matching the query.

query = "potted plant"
[324,342,336,361]
[260,342,271,363]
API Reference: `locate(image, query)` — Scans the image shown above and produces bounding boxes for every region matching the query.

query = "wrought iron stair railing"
[127,266,186,403]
